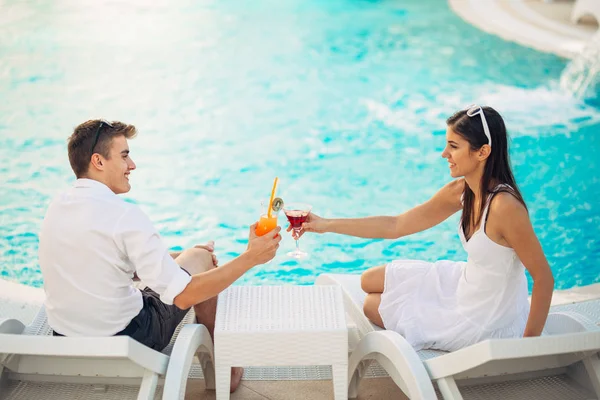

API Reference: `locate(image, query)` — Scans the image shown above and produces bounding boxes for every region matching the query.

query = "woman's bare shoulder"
[447,178,465,193]
[436,178,465,206]
[490,191,528,219]
[441,178,465,197]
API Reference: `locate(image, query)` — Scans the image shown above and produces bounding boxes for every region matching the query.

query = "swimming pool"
[1,0,599,290]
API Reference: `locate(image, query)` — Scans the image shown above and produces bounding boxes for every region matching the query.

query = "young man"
[39,119,281,393]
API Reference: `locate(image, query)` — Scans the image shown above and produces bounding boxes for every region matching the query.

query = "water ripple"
[0,0,598,291]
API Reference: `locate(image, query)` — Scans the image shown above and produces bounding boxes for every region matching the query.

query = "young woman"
[292,106,554,351]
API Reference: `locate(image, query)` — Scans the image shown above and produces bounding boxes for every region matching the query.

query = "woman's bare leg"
[363,293,385,328]
[361,265,386,294]
[361,265,386,328]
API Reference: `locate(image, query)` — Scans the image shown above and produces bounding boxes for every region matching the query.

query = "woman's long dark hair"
[446,106,527,239]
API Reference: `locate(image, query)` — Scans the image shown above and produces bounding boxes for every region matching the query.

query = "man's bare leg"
[175,247,244,393]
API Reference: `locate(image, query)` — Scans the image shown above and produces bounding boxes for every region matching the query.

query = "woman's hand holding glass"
[286,212,327,239]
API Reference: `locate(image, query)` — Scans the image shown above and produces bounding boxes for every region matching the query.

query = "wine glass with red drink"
[283,203,312,259]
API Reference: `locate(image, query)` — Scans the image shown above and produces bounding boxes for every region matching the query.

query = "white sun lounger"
[316,273,600,400]
[0,306,215,400]
[572,0,600,25]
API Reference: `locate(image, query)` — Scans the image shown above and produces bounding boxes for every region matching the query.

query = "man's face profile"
[101,135,136,194]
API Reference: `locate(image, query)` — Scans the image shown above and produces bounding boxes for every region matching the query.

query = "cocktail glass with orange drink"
[256,197,283,236]
[255,177,283,237]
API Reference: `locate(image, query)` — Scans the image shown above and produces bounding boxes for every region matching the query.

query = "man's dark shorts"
[53,287,191,352]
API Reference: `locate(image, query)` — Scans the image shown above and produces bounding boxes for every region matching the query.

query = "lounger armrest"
[425,331,600,380]
[349,330,437,399]
[162,324,215,399]
[0,335,168,375]
[0,318,25,335]
[545,311,600,334]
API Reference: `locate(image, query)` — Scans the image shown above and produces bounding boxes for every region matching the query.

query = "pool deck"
[449,0,599,59]
[2,277,600,399]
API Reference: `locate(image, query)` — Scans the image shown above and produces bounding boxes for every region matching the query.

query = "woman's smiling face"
[441,127,480,178]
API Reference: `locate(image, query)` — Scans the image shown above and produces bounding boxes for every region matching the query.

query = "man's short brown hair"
[68,120,137,178]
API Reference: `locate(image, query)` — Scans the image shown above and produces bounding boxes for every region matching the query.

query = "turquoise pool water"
[1,0,599,290]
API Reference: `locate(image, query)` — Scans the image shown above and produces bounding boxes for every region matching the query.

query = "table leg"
[215,364,231,400]
[332,363,349,400]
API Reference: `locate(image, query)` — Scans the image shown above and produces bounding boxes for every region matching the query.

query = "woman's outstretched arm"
[292,178,464,239]
[495,193,555,337]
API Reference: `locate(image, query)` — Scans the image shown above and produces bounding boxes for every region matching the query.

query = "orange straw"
[267,177,279,218]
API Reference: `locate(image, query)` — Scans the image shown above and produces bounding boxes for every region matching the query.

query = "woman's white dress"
[378,190,530,351]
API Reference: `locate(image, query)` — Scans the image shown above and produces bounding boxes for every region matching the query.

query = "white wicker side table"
[214,285,348,400]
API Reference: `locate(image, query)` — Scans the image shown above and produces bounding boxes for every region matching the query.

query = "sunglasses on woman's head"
[90,119,114,155]
[465,105,492,147]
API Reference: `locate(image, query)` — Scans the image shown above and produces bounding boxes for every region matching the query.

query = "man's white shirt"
[39,178,192,336]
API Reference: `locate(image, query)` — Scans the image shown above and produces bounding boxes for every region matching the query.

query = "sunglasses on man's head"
[465,105,492,147]
[90,119,114,155]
